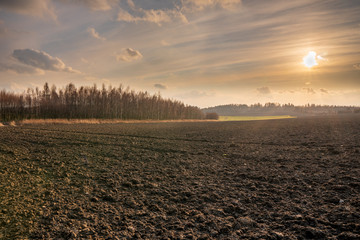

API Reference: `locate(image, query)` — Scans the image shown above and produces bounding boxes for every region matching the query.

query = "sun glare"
[303,51,318,68]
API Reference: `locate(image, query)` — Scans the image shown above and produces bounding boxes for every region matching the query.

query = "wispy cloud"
[87,27,105,40]
[0,0,56,19]
[353,63,360,70]
[303,88,316,94]
[320,88,329,94]
[177,90,215,99]
[58,0,116,11]
[116,48,143,62]
[256,86,271,95]
[81,57,89,64]
[0,62,44,75]
[0,20,8,37]
[127,0,136,10]
[106,0,360,97]
[154,83,167,90]
[160,40,171,46]
[117,7,188,25]
[117,8,137,22]
[116,0,241,25]
[12,49,80,73]
[182,0,242,11]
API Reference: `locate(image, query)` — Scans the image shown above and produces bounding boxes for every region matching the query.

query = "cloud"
[10,82,30,92]
[0,62,44,75]
[154,83,167,90]
[57,0,116,11]
[182,0,242,11]
[87,27,105,40]
[256,86,271,94]
[81,57,89,64]
[0,20,8,37]
[116,48,143,62]
[118,7,188,25]
[161,40,171,46]
[142,9,187,25]
[0,0,56,19]
[83,75,111,85]
[117,8,137,22]
[320,88,329,94]
[303,88,316,94]
[353,63,360,70]
[127,0,136,10]
[12,49,79,73]
[178,90,215,99]
[116,0,241,25]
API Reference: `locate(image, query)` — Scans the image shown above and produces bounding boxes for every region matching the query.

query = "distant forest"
[0,83,204,121]
[202,103,360,116]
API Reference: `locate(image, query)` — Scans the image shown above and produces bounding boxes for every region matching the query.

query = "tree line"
[0,83,204,121]
[202,103,360,116]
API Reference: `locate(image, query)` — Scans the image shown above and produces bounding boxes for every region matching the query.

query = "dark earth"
[1,115,360,239]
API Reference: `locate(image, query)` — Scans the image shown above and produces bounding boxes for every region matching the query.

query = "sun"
[303,51,318,68]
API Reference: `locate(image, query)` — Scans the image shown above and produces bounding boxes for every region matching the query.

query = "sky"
[0,0,359,108]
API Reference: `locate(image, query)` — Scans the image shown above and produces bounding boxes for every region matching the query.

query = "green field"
[219,115,296,121]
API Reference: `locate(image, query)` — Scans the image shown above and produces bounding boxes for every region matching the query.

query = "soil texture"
[0,115,359,239]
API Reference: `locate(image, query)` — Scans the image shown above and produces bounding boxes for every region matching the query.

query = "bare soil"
[1,115,359,239]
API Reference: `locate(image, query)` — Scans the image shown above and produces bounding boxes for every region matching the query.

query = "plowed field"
[1,115,359,239]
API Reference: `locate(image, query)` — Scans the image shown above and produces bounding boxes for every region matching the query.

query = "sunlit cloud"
[127,0,136,10]
[12,49,80,73]
[117,7,188,25]
[182,0,242,11]
[256,86,271,95]
[0,0,56,19]
[117,8,137,22]
[116,0,241,25]
[154,83,167,90]
[116,48,143,62]
[87,27,105,40]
